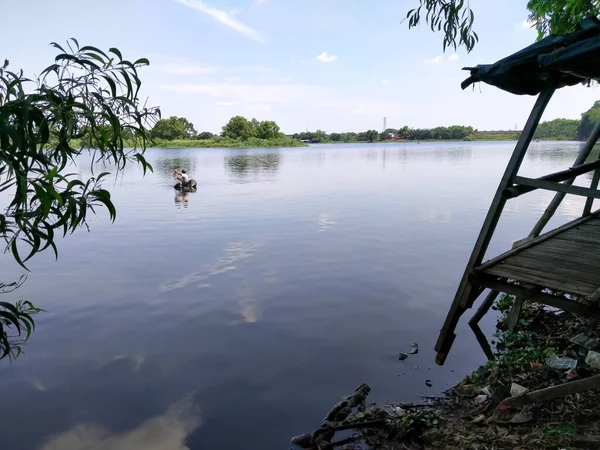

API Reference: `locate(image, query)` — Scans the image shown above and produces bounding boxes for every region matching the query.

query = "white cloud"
[520,18,536,30]
[153,63,217,75]
[158,82,320,106]
[424,54,459,64]
[316,52,338,63]
[176,0,263,42]
[424,55,444,64]
[255,0,268,4]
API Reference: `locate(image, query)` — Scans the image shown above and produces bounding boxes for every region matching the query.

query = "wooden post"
[584,167,600,216]
[435,88,555,365]
[529,119,600,237]
[468,289,499,361]
[508,297,524,329]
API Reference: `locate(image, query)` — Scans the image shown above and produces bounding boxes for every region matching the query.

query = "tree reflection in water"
[224,152,281,182]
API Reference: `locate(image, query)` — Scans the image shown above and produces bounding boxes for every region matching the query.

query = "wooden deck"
[473,214,600,299]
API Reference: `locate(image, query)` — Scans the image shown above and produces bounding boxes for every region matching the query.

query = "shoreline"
[146,137,582,149]
[290,295,600,449]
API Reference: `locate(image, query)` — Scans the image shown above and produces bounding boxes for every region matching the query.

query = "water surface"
[0,141,591,450]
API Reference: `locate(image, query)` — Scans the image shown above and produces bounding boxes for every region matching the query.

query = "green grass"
[150,137,306,148]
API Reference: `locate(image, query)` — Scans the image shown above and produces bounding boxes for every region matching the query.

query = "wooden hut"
[436,17,600,365]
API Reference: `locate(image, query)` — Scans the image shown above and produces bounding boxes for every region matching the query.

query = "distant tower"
[383,117,387,132]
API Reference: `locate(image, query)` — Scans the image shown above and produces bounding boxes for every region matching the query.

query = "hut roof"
[462,17,600,95]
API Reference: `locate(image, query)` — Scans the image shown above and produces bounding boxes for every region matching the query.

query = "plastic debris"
[546,354,578,370]
[425,379,433,387]
[475,394,489,405]
[570,333,600,350]
[510,382,528,397]
[410,342,419,354]
[481,386,493,398]
[398,352,408,361]
[566,369,579,380]
[585,350,600,369]
[529,362,543,370]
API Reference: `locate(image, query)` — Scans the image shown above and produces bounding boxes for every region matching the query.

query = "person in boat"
[173,168,190,188]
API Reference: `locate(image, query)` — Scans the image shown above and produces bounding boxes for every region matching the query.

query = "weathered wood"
[584,168,600,216]
[476,210,600,273]
[503,158,600,199]
[468,290,499,360]
[506,253,600,279]
[470,321,495,361]
[477,276,600,320]
[435,88,556,365]
[508,297,524,329]
[529,120,600,236]
[507,176,600,200]
[468,290,499,327]
[483,264,597,296]
[497,373,600,410]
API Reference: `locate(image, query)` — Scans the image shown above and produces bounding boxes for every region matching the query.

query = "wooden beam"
[503,159,600,199]
[584,167,600,216]
[508,296,524,329]
[470,322,495,361]
[435,88,556,366]
[468,289,499,361]
[475,209,600,273]
[477,276,600,320]
[507,176,600,200]
[468,289,499,327]
[530,120,600,236]
[497,373,600,411]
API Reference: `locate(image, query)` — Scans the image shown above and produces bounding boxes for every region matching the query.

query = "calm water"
[0,141,592,450]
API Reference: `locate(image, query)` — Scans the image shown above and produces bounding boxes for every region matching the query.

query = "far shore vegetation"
[144,101,600,148]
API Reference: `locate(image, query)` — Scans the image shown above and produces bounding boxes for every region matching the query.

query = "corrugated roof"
[461,17,600,95]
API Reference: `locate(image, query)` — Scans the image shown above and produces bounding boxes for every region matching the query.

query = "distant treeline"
[292,100,600,144]
[292,125,475,143]
[147,115,303,148]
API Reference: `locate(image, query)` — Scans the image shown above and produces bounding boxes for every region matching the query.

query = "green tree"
[404,0,600,51]
[578,100,600,140]
[255,120,281,139]
[0,40,159,359]
[197,131,215,140]
[222,115,255,140]
[151,116,196,140]
[535,118,580,139]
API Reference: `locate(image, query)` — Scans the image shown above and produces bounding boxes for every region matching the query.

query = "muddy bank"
[290,295,600,449]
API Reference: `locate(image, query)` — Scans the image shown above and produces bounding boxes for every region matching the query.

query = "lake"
[0,141,591,450]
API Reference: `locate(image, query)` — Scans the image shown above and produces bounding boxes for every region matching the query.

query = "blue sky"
[4,0,600,133]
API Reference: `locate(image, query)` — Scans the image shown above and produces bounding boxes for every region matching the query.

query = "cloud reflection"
[160,242,258,292]
[40,394,201,450]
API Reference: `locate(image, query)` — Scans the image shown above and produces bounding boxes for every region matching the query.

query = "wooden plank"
[477,276,600,319]
[476,210,600,273]
[510,176,600,200]
[435,88,556,366]
[497,373,600,411]
[498,258,600,287]
[503,158,600,199]
[505,253,600,279]
[585,168,600,216]
[485,262,598,294]
[517,248,600,271]
[508,297,524,329]
[483,265,598,296]
[530,120,600,236]
[468,290,499,326]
